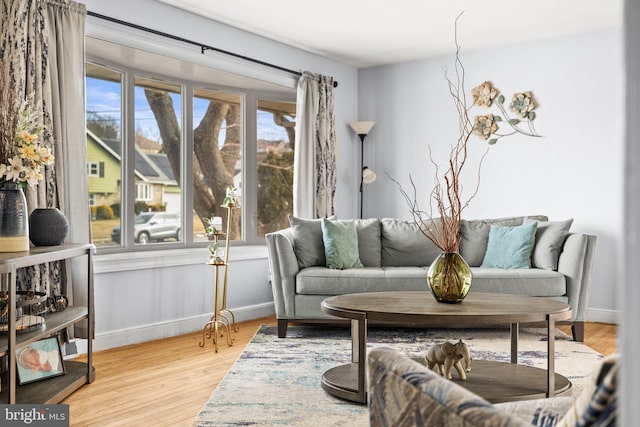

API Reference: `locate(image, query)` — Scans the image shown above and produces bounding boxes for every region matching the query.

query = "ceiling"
[156,0,622,68]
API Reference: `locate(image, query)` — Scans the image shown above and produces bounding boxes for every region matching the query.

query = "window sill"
[94,245,268,274]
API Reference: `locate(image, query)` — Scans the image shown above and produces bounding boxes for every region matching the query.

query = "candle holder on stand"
[199,227,232,352]
[199,186,240,351]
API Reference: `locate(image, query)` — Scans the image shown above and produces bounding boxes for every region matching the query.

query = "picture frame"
[16,337,66,385]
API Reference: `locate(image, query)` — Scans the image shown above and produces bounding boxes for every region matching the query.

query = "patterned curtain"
[293,71,337,218]
[1,0,88,335]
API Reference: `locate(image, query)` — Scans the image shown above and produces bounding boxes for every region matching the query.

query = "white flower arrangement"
[0,95,53,188]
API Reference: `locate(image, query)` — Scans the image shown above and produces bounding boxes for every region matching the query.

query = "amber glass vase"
[426,252,472,303]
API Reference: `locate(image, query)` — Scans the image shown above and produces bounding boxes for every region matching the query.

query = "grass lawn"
[91,218,119,246]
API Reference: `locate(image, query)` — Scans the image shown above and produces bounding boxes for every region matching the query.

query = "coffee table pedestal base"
[322,359,571,404]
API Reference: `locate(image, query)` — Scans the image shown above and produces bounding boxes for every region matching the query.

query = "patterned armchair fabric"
[367,347,617,427]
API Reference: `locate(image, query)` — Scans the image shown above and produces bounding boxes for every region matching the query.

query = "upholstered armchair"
[367,347,617,427]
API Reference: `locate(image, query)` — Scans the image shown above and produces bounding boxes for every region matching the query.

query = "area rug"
[193,324,604,426]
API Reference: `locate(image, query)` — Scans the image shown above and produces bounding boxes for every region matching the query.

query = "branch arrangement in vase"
[391,14,541,254]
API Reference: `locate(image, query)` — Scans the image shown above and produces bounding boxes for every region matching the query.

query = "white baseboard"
[586,307,620,324]
[71,302,275,353]
[66,303,619,355]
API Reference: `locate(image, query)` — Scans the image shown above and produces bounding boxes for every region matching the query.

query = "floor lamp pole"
[359,134,365,219]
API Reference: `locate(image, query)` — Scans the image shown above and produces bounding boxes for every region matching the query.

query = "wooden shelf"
[0,306,89,356]
[0,243,94,268]
[0,361,95,404]
[0,243,94,404]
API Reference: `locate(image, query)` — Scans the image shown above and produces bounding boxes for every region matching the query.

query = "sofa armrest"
[368,347,528,427]
[557,233,597,322]
[265,228,299,319]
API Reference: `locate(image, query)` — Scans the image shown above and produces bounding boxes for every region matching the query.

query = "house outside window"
[86,45,296,251]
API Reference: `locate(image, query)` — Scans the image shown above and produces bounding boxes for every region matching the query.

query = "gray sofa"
[265,215,596,341]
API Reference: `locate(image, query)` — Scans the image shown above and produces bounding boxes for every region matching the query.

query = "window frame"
[86,52,295,253]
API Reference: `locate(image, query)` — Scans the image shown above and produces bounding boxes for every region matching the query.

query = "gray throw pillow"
[459,215,548,267]
[321,219,364,269]
[289,215,336,268]
[525,218,574,270]
[354,218,382,267]
[380,218,441,267]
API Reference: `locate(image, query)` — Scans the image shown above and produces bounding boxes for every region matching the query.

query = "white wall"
[92,248,274,350]
[623,0,640,421]
[81,0,360,350]
[358,29,624,323]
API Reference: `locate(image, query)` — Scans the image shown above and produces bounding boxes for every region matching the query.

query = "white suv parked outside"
[111,212,181,244]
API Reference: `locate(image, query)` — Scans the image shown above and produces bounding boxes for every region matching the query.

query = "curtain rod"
[86,11,338,88]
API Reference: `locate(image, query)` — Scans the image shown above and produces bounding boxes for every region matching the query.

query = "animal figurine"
[424,339,471,380]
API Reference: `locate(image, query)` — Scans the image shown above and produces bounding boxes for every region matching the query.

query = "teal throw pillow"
[321,218,364,269]
[481,222,538,269]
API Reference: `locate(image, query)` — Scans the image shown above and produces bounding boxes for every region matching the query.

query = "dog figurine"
[424,339,471,380]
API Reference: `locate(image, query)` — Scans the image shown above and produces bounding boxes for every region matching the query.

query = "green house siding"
[87,136,121,195]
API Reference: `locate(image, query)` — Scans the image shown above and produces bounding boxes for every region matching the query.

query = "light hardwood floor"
[62,317,616,426]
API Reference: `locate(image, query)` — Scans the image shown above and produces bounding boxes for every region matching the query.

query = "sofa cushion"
[525,219,574,271]
[296,267,429,295]
[289,215,335,268]
[354,218,382,267]
[469,268,566,297]
[295,266,566,297]
[459,215,548,267]
[321,219,363,269]
[380,218,441,267]
[481,222,538,269]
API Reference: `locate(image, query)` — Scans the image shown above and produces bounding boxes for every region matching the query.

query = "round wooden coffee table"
[321,291,572,404]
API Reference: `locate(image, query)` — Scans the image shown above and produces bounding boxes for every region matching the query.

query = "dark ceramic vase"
[29,208,69,246]
[0,182,30,252]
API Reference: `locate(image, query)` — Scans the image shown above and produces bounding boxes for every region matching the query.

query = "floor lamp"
[349,121,376,218]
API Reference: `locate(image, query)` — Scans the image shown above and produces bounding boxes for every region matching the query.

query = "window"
[192,89,243,243]
[87,161,103,177]
[135,183,153,202]
[86,44,295,251]
[86,64,122,247]
[256,99,296,236]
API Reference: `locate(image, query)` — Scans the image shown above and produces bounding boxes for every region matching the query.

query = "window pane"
[86,64,122,248]
[192,89,243,243]
[257,99,295,237]
[134,77,183,245]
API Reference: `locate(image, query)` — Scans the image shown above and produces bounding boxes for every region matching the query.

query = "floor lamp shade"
[349,121,375,136]
[362,167,377,184]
